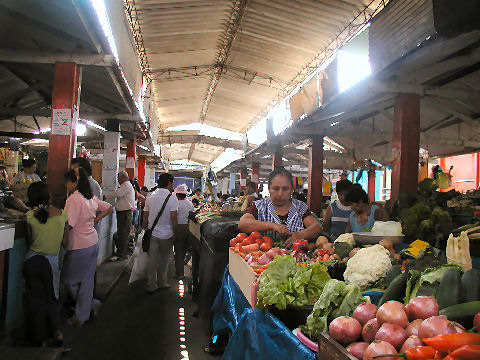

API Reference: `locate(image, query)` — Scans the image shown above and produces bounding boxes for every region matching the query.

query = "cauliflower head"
[334,233,355,247]
[344,244,392,288]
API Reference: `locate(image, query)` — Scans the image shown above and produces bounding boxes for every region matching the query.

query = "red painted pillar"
[138,156,146,187]
[476,153,480,189]
[240,168,247,191]
[251,162,260,190]
[47,63,81,206]
[308,136,324,216]
[126,140,136,180]
[272,147,283,170]
[368,170,376,202]
[390,94,420,203]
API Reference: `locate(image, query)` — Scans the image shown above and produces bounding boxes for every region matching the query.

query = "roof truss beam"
[0,50,115,67]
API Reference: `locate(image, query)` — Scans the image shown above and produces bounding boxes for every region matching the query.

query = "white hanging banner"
[51,109,72,135]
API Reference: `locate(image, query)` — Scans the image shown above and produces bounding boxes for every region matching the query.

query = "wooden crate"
[229,248,259,306]
[317,333,357,360]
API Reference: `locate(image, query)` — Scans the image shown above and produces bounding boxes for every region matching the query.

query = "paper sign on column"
[240,178,246,187]
[51,109,72,135]
[251,174,259,183]
[126,157,135,169]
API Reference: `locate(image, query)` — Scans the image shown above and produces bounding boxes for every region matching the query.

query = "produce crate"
[317,333,357,360]
[228,248,259,306]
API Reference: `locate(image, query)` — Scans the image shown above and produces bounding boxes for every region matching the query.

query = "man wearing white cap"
[173,185,194,279]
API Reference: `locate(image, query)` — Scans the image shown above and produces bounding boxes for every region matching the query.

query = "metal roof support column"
[126,141,136,180]
[138,156,146,187]
[368,169,376,202]
[47,62,81,206]
[307,136,324,217]
[103,119,121,195]
[199,0,250,123]
[390,94,420,203]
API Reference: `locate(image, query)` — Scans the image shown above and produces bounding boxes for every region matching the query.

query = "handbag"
[142,193,172,253]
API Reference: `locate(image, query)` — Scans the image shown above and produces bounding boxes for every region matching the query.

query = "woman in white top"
[12,158,41,185]
[173,185,194,279]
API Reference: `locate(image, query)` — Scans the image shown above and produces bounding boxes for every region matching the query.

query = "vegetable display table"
[212,267,315,360]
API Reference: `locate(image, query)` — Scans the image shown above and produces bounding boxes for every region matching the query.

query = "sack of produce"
[371,221,403,236]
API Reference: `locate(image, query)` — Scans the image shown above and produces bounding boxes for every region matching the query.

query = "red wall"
[440,153,479,193]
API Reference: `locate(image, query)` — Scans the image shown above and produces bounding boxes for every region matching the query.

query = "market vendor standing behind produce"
[240,181,258,211]
[322,179,353,241]
[345,185,389,233]
[238,167,321,247]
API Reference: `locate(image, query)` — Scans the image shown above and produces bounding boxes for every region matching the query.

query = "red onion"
[406,296,439,320]
[353,303,378,326]
[257,253,272,265]
[362,318,380,343]
[377,301,408,328]
[329,316,362,345]
[418,315,456,339]
[406,319,423,337]
[345,342,369,360]
[363,341,397,360]
[375,323,408,350]
[399,335,423,353]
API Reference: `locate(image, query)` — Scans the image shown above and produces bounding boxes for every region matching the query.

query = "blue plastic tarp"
[212,267,315,360]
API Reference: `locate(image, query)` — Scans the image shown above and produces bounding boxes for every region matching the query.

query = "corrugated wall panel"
[369,0,436,73]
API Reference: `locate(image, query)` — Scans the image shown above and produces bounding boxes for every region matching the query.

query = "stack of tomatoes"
[230,232,273,258]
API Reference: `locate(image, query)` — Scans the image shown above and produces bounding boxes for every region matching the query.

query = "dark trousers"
[174,224,190,277]
[115,209,133,257]
[23,255,59,345]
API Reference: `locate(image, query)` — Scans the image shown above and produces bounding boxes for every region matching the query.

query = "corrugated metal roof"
[129,0,387,164]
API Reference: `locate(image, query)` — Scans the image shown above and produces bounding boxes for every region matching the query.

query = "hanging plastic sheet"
[212,266,250,335]
[222,308,315,360]
[212,268,314,360]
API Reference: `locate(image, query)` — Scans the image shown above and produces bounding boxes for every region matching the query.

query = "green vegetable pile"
[300,279,369,339]
[256,255,330,310]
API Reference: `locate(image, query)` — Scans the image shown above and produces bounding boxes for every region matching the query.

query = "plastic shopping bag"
[129,230,149,284]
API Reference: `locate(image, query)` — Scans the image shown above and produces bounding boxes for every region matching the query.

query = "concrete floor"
[1,256,223,360]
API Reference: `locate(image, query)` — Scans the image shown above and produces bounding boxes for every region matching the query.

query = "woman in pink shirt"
[62,167,112,326]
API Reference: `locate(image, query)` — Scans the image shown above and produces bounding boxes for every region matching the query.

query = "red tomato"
[250,231,262,239]
[229,239,236,247]
[262,236,273,244]
[255,238,264,245]
[242,237,255,246]
[260,242,272,252]
[237,233,248,239]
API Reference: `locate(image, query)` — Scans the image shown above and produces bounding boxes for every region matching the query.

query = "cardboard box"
[229,248,259,306]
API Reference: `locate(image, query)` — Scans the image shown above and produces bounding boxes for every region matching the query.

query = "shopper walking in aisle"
[173,184,194,279]
[24,182,68,346]
[143,173,178,293]
[104,171,135,259]
[63,168,112,326]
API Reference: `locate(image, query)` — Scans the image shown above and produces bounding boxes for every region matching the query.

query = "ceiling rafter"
[198,0,250,123]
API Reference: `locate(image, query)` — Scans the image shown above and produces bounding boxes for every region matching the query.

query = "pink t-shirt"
[65,191,111,250]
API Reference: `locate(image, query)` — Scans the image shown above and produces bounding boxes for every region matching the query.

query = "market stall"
[210,209,480,360]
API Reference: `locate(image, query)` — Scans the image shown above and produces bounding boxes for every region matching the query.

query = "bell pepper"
[422,333,480,353]
[292,240,308,251]
[374,346,437,360]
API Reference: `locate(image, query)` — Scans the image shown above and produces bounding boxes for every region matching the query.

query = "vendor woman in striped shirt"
[322,179,353,241]
[238,167,321,247]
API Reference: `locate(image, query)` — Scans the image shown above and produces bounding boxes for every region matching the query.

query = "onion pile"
[326,296,471,360]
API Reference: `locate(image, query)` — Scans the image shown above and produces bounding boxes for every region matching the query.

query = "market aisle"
[60,264,222,360]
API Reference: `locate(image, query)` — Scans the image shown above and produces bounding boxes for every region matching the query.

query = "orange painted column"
[138,156,146,187]
[47,63,81,206]
[368,170,376,202]
[308,136,323,216]
[390,94,420,203]
[240,168,247,191]
[126,141,136,180]
[251,162,260,190]
[272,147,283,170]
